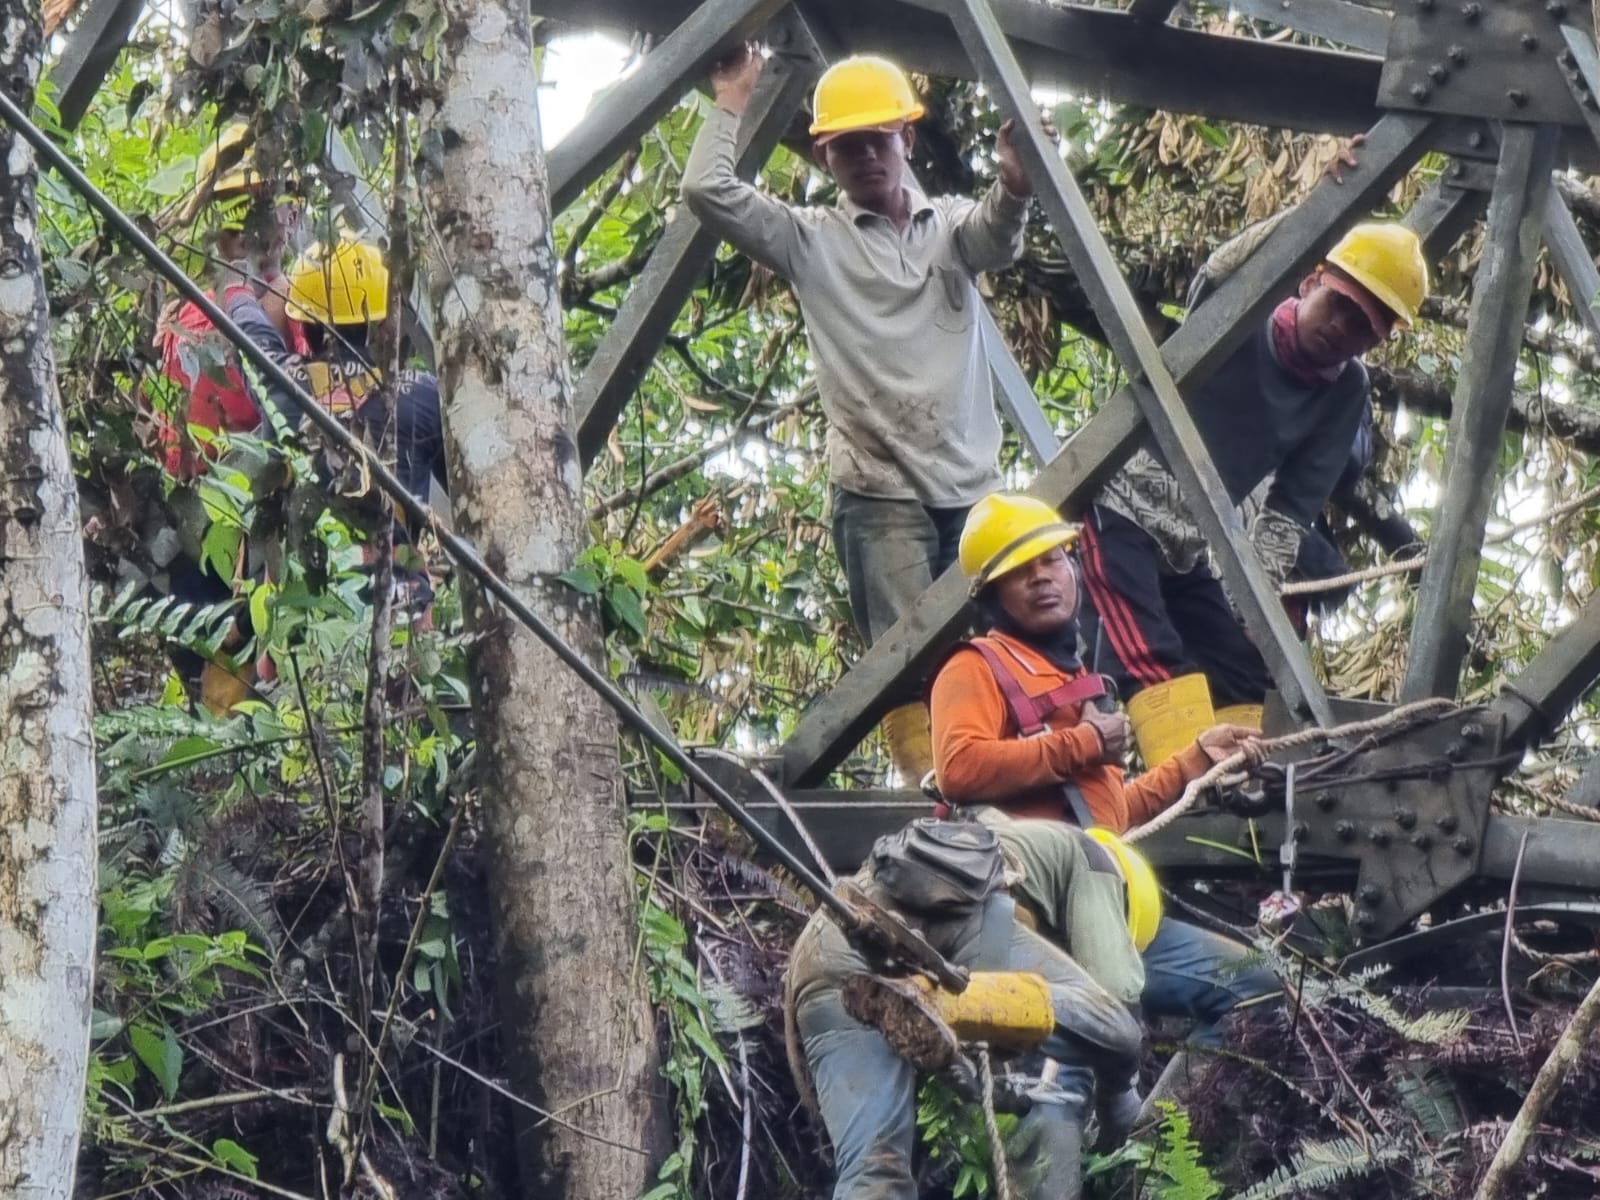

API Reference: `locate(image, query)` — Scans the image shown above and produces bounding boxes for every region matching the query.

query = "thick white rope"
[976,1046,1013,1200]
[1124,698,1459,843]
[1279,554,1427,597]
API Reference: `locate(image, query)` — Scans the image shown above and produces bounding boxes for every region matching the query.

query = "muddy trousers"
[795,921,1141,1200]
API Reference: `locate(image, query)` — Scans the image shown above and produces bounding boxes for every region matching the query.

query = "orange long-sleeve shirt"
[931,632,1211,833]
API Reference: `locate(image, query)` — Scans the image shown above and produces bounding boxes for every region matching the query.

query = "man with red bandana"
[1075,223,1429,742]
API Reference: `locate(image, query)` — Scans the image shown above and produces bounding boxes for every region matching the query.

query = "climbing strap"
[967,639,1104,829]
[969,639,1107,737]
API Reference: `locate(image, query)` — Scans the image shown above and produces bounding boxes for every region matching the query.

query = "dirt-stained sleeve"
[680,104,806,280]
[1120,741,1213,828]
[931,648,1104,806]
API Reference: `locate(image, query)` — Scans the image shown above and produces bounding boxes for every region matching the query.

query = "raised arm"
[679,48,806,279]
[221,284,308,435]
[949,118,1031,275]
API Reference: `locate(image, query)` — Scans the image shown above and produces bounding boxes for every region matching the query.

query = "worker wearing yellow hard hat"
[220,237,445,511]
[786,817,1146,1200]
[682,48,1044,787]
[930,493,1280,1055]
[152,121,311,718]
[1076,217,1428,760]
[219,237,446,626]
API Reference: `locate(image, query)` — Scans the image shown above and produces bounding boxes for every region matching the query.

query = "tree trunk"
[0,12,98,1198]
[418,4,667,1196]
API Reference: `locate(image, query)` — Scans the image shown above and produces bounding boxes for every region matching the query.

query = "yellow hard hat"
[1325,222,1429,329]
[1085,828,1163,952]
[958,493,1079,591]
[285,241,389,326]
[809,55,925,141]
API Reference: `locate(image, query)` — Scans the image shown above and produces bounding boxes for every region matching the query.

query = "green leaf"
[211,1138,259,1179]
[248,581,276,641]
[605,585,648,638]
[146,161,197,197]
[558,565,601,595]
[157,735,223,772]
[614,556,650,594]
[90,1009,125,1040]
[129,1024,183,1100]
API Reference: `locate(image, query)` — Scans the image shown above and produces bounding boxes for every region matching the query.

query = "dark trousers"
[355,383,447,510]
[831,488,969,705]
[1077,504,1271,707]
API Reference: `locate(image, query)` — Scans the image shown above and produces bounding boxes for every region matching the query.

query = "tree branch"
[590,387,817,519]
[1474,971,1600,1199]
[1370,365,1600,456]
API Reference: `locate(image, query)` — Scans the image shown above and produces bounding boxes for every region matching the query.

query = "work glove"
[1080,707,1131,765]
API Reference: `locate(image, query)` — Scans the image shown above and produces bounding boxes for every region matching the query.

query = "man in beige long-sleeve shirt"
[682,50,1037,780]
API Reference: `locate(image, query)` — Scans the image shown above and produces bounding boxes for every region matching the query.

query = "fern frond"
[1391,1061,1465,1137]
[1150,1103,1222,1200]
[1234,1135,1408,1200]
[92,581,241,658]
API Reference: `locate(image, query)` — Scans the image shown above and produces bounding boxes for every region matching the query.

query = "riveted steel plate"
[1286,710,1505,940]
[1380,0,1590,123]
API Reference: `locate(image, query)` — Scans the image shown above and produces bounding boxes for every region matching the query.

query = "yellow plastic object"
[285,240,389,326]
[882,702,935,785]
[195,123,261,198]
[199,661,251,717]
[1127,673,1215,767]
[916,971,1055,1051]
[1214,703,1264,731]
[809,55,925,139]
[1085,828,1163,951]
[1325,222,1429,328]
[957,492,1080,590]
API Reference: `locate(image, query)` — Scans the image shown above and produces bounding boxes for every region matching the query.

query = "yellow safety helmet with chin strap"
[285,240,389,326]
[959,492,1080,592]
[1085,827,1163,951]
[810,55,925,141]
[1325,222,1429,329]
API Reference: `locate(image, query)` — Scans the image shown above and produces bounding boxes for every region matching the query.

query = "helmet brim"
[974,524,1077,591]
[809,104,925,140]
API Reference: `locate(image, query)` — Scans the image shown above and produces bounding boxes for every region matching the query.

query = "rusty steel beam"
[546,0,793,216]
[48,0,142,130]
[1404,124,1558,700]
[533,0,1389,136]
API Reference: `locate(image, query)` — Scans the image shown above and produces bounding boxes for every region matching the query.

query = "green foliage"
[1233,1136,1409,1200]
[635,811,730,1200]
[917,1074,1014,1199]
[1094,1102,1223,1200]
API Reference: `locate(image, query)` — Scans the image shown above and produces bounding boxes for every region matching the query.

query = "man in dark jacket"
[1076,222,1429,750]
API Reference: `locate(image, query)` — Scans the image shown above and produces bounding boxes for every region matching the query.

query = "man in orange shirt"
[930,493,1278,1049]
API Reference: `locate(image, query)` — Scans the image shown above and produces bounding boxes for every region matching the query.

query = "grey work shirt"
[682,104,1026,506]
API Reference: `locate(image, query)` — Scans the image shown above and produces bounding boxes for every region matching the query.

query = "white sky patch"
[539,32,634,149]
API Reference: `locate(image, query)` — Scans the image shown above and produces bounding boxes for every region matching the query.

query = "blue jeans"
[794,916,1140,1200]
[831,487,970,649]
[1140,918,1280,1048]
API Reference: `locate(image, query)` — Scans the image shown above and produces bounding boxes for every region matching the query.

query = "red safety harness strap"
[964,639,1103,828]
[968,640,1106,736]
